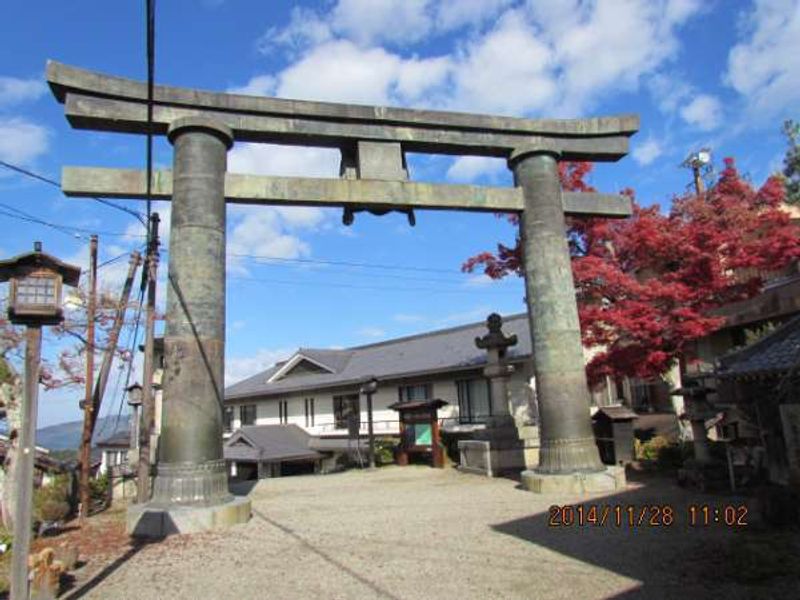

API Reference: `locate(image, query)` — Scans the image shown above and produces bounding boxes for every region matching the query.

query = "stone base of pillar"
[151,459,231,507]
[520,465,626,494]
[458,418,534,477]
[518,424,541,469]
[127,496,251,538]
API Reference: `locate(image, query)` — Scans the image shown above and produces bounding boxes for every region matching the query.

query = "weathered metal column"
[151,116,233,508]
[510,146,605,478]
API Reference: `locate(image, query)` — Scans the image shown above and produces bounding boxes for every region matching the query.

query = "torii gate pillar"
[129,117,251,537]
[511,147,625,493]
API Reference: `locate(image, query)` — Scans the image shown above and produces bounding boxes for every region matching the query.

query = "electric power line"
[0,159,147,226]
[227,252,465,274]
[228,274,513,295]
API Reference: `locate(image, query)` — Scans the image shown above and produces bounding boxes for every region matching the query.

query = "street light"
[682,148,712,194]
[359,377,379,469]
[0,241,80,600]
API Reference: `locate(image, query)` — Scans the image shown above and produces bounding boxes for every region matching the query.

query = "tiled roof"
[717,314,800,379]
[225,313,531,401]
[224,424,323,462]
[95,429,130,448]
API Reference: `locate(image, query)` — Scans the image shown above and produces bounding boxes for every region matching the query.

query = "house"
[224,424,326,479]
[0,435,69,488]
[224,313,626,447]
[95,429,130,474]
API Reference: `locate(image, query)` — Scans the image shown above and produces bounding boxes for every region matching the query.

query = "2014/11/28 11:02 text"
[548,504,749,528]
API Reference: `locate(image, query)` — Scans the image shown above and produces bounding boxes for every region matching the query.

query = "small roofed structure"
[591,406,637,466]
[717,315,800,485]
[224,425,324,480]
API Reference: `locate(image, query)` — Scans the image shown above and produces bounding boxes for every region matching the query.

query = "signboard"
[414,423,432,446]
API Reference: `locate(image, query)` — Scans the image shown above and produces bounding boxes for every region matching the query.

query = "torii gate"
[47,61,638,534]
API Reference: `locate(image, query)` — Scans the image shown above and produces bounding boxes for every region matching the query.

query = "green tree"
[783,120,800,205]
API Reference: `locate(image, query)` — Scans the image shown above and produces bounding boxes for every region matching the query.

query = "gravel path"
[65,466,797,599]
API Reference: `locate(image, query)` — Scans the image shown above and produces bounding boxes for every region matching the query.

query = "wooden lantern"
[0,242,81,326]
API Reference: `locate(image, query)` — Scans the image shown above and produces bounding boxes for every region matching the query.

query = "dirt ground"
[8,466,800,600]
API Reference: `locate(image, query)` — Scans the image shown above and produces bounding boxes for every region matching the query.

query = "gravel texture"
[64,466,797,600]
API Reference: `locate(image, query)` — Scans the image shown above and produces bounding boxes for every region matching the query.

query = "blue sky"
[1,0,798,428]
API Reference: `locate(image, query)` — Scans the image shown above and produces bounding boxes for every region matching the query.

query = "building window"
[240,404,256,426]
[305,398,315,427]
[456,379,491,424]
[223,406,234,433]
[333,394,360,430]
[398,383,431,403]
[279,400,288,424]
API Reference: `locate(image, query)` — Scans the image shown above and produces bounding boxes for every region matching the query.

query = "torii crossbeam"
[47,61,638,535]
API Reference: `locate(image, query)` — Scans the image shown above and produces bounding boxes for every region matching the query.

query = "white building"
[224,314,542,442]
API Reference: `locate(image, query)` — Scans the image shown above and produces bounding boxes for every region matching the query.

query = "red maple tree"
[463,158,800,385]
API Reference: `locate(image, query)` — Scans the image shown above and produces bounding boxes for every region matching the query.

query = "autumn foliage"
[463,159,800,385]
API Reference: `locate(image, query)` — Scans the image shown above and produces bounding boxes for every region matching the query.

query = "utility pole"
[137,213,160,503]
[90,251,141,433]
[79,234,98,524]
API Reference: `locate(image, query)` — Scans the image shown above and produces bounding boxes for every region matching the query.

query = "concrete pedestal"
[458,416,529,477]
[521,465,626,494]
[127,496,251,538]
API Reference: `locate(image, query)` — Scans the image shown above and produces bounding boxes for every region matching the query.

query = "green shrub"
[33,476,71,524]
[89,473,110,504]
[373,439,398,465]
[636,435,691,470]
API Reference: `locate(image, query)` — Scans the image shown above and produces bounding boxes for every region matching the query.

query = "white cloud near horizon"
[225,347,295,384]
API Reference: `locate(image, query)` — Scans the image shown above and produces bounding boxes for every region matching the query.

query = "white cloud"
[726,0,800,120]
[0,118,49,165]
[257,7,333,54]
[331,0,433,46]
[245,0,701,120]
[227,75,276,97]
[0,76,46,107]
[435,0,514,31]
[647,72,693,114]
[277,40,448,106]
[357,326,386,338]
[446,156,506,182]
[679,94,722,131]
[226,143,339,275]
[632,137,664,166]
[449,11,556,115]
[228,143,340,178]
[524,0,703,115]
[225,347,294,384]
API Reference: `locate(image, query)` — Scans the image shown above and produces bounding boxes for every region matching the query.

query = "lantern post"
[0,242,80,600]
